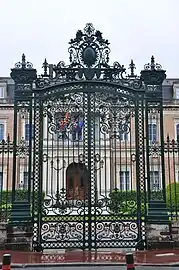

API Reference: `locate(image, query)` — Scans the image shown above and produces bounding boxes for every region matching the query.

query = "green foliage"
[0,190,45,221]
[108,189,146,215]
[166,182,179,211]
[108,184,179,215]
[108,189,165,215]
[149,190,163,200]
[109,189,137,202]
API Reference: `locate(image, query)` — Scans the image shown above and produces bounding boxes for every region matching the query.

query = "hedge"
[108,184,179,215]
[108,189,146,215]
[166,182,179,211]
[1,184,179,215]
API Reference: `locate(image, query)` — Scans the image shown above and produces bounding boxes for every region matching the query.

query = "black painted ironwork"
[10,54,37,224]
[9,23,169,250]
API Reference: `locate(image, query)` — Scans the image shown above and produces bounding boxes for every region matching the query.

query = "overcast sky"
[0,0,179,78]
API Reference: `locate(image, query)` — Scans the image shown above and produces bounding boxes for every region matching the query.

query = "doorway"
[66,162,88,200]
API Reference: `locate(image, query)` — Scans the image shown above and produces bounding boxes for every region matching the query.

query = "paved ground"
[1,249,179,267]
[11,266,178,270]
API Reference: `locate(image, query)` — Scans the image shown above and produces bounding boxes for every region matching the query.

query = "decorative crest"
[68,23,110,68]
[37,23,142,86]
[35,24,165,88]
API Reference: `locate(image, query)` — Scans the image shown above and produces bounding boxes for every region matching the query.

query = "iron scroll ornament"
[68,23,110,68]
[43,92,133,142]
[35,23,142,87]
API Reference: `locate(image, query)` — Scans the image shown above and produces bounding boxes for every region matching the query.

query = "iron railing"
[0,135,179,223]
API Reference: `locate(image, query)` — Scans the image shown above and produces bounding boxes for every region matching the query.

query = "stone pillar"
[7,54,37,250]
[141,56,171,249]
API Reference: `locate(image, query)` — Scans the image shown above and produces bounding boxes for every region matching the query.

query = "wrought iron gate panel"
[32,84,145,249]
[92,91,140,248]
[16,23,167,250]
[37,91,90,249]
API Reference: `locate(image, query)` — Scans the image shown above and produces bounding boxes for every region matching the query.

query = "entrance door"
[66,162,87,200]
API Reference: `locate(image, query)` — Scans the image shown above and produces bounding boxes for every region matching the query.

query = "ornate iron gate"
[34,84,146,250]
[10,23,167,250]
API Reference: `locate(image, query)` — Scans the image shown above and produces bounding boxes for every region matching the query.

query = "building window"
[23,172,28,189]
[119,122,129,141]
[175,88,179,99]
[0,172,3,190]
[0,86,5,98]
[175,171,179,183]
[176,123,179,140]
[148,123,157,142]
[119,171,130,191]
[119,132,129,141]
[95,117,100,141]
[25,124,34,141]
[0,124,4,141]
[150,171,160,191]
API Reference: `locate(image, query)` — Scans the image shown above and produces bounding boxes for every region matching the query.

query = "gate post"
[141,56,171,248]
[6,54,37,250]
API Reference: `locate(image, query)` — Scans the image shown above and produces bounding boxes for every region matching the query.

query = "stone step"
[148,201,167,208]
[147,241,175,250]
[5,242,32,251]
[147,200,169,222]
[10,211,31,216]
[160,230,178,235]
[9,201,31,224]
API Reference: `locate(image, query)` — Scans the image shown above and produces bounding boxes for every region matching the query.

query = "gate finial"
[42,58,49,77]
[128,59,137,78]
[141,56,166,85]
[10,54,37,84]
